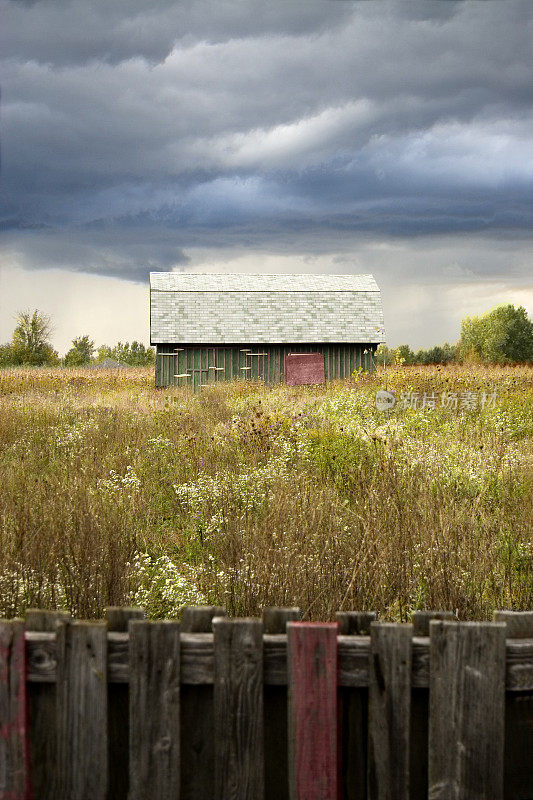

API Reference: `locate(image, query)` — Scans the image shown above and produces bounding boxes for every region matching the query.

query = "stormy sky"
[1,0,533,352]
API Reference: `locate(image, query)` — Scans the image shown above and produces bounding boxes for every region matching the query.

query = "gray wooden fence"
[0,607,532,799]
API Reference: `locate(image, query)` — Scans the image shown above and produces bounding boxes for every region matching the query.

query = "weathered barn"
[150,273,384,389]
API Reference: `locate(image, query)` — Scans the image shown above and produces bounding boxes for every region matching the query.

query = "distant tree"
[412,342,456,365]
[64,335,95,366]
[375,343,393,366]
[394,344,416,365]
[95,341,155,366]
[10,310,58,365]
[458,304,533,364]
[0,344,14,367]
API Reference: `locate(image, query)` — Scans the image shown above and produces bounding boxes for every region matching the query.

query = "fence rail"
[0,606,532,799]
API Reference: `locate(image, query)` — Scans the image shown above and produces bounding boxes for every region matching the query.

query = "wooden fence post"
[0,620,31,800]
[493,610,533,638]
[56,621,108,800]
[106,606,145,632]
[336,611,378,635]
[428,621,506,800]
[287,622,338,800]
[107,607,146,800]
[263,607,301,633]
[368,622,412,800]
[25,610,70,800]
[128,620,181,800]
[180,605,226,799]
[262,608,301,800]
[411,610,456,636]
[214,617,264,800]
[181,605,226,632]
[336,611,375,800]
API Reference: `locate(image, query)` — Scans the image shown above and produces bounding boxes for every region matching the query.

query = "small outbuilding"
[150,272,384,390]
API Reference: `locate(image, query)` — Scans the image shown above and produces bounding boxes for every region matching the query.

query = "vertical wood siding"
[155,344,378,388]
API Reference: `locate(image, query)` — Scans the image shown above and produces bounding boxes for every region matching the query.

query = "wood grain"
[129,621,181,800]
[20,631,533,690]
[493,610,533,638]
[411,610,456,636]
[180,606,221,800]
[26,611,69,800]
[214,618,264,800]
[0,620,31,800]
[367,623,412,800]
[181,606,225,633]
[263,607,301,634]
[428,621,506,800]
[287,622,338,800]
[55,621,108,800]
[336,611,377,635]
[106,606,145,632]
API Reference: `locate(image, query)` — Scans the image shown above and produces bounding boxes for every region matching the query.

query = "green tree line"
[376,303,533,366]
[0,310,155,367]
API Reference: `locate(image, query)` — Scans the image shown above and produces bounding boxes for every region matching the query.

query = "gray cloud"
[1,0,533,286]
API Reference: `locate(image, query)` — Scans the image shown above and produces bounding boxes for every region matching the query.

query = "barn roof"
[150,272,385,344]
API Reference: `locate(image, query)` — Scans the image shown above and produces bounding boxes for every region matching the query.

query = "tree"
[64,335,95,366]
[10,310,58,365]
[459,304,533,364]
[96,341,155,366]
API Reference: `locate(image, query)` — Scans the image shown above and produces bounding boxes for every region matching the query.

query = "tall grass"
[0,365,531,619]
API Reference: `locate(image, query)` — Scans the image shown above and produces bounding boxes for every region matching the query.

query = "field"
[0,364,531,621]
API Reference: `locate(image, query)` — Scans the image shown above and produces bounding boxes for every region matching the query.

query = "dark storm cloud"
[2,0,533,281]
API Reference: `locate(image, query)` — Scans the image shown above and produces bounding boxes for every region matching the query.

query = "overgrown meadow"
[0,364,531,621]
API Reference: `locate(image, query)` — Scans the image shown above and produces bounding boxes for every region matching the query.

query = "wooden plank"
[106,606,145,632]
[0,620,30,800]
[180,606,223,800]
[287,622,338,800]
[181,605,226,633]
[129,621,181,800]
[213,618,264,800]
[263,609,300,800]
[107,609,145,800]
[411,610,456,636]
[428,621,506,800]
[56,621,108,800]
[23,631,533,690]
[262,607,301,634]
[493,609,533,638]
[26,610,69,800]
[338,615,371,800]
[336,611,378,635]
[367,623,412,800]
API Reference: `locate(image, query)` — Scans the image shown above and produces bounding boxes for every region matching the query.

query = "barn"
[150,272,385,390]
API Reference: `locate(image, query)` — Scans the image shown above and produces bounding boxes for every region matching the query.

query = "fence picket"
[214,618,264,800]
[337,611,377,635]
[287,622,338,800]
[56,621,108,800]
[493,610,533,638]
[368,623,412,800]
[181,605,226,632]
[180,605,222,800]
[106,606,145,632]
[263,607,301,633]
[263,608,301,800]
[25,610,70,800]
[128,620,181,800]
[428,621,506,800]
[0,620,31,800]
[411,610,456,636]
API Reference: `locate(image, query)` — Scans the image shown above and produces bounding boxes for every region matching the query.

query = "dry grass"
[0,364,531,620]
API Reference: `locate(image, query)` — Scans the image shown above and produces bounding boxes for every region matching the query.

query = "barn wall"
[155,344,377,389]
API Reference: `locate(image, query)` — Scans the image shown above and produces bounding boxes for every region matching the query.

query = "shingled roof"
[150,272,385,344]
